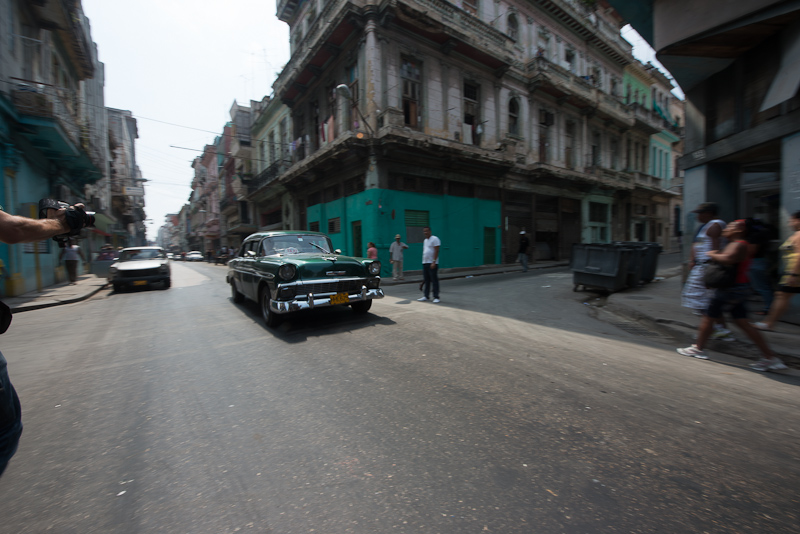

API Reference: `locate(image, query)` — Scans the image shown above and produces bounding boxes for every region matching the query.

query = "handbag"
[704,260,737,289]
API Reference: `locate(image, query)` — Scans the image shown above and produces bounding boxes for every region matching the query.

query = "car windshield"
[261,235,332,256]
[119,249,164,261]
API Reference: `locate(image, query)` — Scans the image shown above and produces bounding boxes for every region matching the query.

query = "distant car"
[166,252,174,260]
[108,246,171,291]
[227,231,383,327]
[185,251,204,262]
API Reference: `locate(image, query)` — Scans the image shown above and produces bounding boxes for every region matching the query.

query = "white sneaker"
[417,297,429,302]
[433,298,440,303]
[750,358,788,372]
[677,344,708,359]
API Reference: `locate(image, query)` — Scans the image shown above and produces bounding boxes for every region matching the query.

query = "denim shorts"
[706,284,749,320]
[0,351,22,477]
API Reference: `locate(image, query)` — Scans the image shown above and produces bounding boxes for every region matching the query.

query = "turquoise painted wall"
[306,188,502,277]
[623,71,650,108]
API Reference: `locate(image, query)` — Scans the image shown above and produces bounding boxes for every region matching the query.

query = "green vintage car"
[226,231,384,327]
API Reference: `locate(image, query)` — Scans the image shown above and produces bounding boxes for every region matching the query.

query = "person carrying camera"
[0,201,92,478]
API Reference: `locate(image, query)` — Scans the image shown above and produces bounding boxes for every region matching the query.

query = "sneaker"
[433,298,440,303]
[710,329,736,341]
[750,358,788,372]
[677,345,708,360]
[752,322,773,332]
[417,297,429,302]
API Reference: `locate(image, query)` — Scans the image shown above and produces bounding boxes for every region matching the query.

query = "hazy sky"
[80,2,673,241]
[81,0,290,240]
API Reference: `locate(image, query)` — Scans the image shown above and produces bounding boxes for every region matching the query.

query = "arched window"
[507,14,519,40]
[509,97,520,136]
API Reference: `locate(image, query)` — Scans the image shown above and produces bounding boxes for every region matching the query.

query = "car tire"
[231,282,244,303]
[113,283,122,292]
[351,300,372,314]
[260,286,282,328]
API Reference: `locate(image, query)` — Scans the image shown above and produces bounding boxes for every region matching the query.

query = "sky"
[81,2,675,242]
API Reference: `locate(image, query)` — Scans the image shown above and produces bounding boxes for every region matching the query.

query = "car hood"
[114,260,166,271]
[282,254,369,279]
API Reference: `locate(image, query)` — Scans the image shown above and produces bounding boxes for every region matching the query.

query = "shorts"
[706,285,749,320]
[777,284,800,294]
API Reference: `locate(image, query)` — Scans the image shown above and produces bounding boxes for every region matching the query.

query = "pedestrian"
[518,229,530,272]
[0,201,93,477]
[59,238,86,284]
[389,234,408,280]
[677,220,786,371]
[418,226,441,303]
[753,210,800,332]
[96,243,115,261]
[367,242,378,259]
[681,202,734,340]
[745,218,776,315]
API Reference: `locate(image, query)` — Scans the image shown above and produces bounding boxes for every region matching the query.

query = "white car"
[108,246,171,291]
[185,251,204,262]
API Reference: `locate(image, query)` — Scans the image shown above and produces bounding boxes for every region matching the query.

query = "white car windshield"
[261,235,332,256]
[120,249,165,261]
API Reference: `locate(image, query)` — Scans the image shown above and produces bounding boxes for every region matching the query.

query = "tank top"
[694,219,726,263]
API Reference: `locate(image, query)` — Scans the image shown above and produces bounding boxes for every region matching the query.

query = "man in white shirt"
[418,226,441,303]
[389,234,409,280]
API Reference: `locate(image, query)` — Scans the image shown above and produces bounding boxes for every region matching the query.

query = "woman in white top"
[681,203,733,339]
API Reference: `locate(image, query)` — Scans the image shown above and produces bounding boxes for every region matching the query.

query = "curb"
[10,282,109,313]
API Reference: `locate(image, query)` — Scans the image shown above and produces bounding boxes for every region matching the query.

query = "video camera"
[38,199,95,248]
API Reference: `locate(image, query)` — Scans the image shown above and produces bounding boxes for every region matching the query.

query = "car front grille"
[122,269,160,278]
[293,279,365,296]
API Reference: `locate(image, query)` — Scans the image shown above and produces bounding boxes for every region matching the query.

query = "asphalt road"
[0,262,798,533]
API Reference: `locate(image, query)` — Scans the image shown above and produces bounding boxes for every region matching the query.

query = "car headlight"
[278,264,296,280]
[368,261,381,275]
[108,266,117,275]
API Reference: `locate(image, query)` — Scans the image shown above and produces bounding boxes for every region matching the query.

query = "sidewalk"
[606,264,800,368]
[4,274,108,313]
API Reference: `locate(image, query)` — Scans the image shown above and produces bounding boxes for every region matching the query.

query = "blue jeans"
[0,351,22,478]
[517,253,528,272]
[422,263,439,299]
[748,257,773,312]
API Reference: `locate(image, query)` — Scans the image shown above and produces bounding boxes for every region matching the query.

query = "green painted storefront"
[306,188,502,277]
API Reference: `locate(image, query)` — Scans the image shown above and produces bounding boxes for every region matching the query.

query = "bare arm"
[0,209,70,244]
[432,245,440,269]
[707,222,722,251]
[707,241,746,265]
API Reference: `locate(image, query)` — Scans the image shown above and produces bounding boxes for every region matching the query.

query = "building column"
[364,16,380,133]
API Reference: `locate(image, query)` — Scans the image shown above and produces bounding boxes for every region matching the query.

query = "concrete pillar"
[364,17,380,133]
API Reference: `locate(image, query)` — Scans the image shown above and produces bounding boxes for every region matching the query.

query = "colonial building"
[107,108,147,246]
[0,0,108,294]
[249,0,682,275]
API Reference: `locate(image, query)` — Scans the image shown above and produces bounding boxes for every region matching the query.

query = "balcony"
[630,171,663,190]
[276,0,512,105]
[629,103,662,135]
[11,83,101,183]
[29,0,94,80]
[527,58,632,127]
[249,162,283,196]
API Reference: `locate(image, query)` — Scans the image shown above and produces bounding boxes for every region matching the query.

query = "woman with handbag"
[677,220,786,372]
[681,202,734,340]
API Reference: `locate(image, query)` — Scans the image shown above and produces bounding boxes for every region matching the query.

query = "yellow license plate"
[133,280,148,286]
[330,292,349,305]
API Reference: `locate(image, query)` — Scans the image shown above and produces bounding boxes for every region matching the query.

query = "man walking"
[59,238,85,284]
[389,234,408,280]
[518,229,530,272]
[418,226,441,303]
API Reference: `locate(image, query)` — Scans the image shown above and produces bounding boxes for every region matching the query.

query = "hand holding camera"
[38,199,96,247]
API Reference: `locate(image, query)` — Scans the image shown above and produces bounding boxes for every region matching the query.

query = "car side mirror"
[334,249,342,254]
[246,250,256,257]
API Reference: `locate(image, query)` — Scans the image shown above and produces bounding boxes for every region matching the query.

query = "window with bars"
[401,57,421,128]
[328,217,341,234]
[405,210,430,243]
[589,202,609,223]
[309,221,320,232]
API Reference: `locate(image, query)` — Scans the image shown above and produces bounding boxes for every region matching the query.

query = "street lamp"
[336,84,374,138]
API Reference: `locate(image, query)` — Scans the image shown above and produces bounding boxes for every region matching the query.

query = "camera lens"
[84,212,96,228]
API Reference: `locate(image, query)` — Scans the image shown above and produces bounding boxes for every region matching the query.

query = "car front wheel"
[351,300,372,314]
[260,286,282,328]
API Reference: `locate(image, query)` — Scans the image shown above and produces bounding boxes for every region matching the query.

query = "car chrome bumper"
[270,287,384,314]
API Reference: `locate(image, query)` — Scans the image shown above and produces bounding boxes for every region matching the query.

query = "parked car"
[185,251,204,262]
[166,252,174,260]
[227,231,383,327]
[108,246,171,291]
